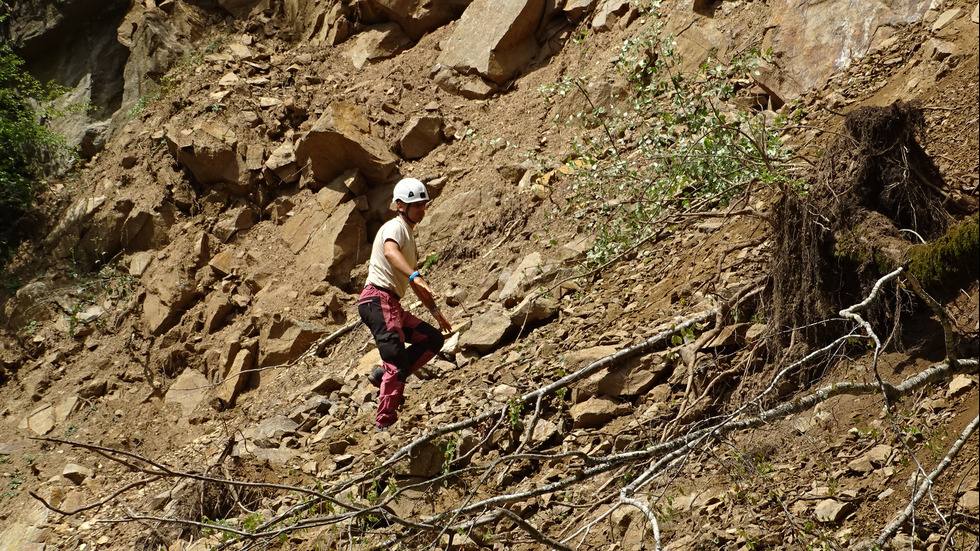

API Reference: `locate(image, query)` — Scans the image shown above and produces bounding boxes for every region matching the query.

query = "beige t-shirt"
[365,215,418,298]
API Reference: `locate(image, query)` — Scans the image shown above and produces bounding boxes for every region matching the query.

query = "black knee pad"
[430,332,445,353]
[376,332,407,365]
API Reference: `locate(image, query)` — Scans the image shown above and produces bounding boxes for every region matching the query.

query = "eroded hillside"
[1,1,978,550]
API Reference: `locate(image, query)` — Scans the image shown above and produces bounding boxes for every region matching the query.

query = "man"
[358,177,453,430]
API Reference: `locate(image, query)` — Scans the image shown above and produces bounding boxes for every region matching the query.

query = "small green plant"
[670,326,696,346]
[554,387,569,410]
[440,433,459,474]
[508,398,525,428]
[19,319,37,336]
[241,511,265,532]
[422,253,440,270]
[126,92,159,118]
[201,517,236,542]
[5,468,26,501]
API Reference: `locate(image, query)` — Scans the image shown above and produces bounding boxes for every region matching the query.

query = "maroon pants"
[358,285,444,428]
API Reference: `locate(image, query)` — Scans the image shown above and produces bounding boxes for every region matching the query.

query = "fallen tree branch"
[872,414,980,548]
[29,476,161,516]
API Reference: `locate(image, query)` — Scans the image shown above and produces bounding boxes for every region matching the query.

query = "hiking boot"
[367,366,385,388]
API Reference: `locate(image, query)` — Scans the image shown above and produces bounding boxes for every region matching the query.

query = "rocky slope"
[1,1,978,550]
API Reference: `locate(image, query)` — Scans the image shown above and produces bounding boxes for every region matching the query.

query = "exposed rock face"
[218,0,266,19]
[437,0,546,85]
[9,0,130,155]
[357,0,473,40]
[760,0,931,104]
[115,8,190,135]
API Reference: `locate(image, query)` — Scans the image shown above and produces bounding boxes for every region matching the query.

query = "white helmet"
[392,178,429,206]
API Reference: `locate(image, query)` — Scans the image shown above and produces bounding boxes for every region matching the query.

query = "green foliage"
[508,397,525,428]
[1,40,73,264]
[543,1,796,267]
[439,432,459,474]
[422,253,440,271]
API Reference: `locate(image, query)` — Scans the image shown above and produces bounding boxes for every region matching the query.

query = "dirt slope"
[0,1,977,550]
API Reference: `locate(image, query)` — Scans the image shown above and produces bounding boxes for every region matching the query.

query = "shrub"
[543,0,796,268]
[0,41,72,265]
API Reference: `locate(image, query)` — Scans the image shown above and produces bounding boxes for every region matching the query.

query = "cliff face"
[0,1,977,549]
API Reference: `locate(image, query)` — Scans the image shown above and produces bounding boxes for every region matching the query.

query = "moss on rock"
[908,213,979,294]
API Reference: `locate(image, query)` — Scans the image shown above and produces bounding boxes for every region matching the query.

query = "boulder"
[932,8,963,32]
[243,416,300,448]
[295,202,367,286]
[437,0,545,85]
[432,66,500,99]
[208,252,235,278]
[947,374,974,398]
[63,463,94,485]
[213,205,258,243]
[258,315,326,370]
[78,379,107,399]
[4,281,55,330]
[289,397,334,423]
[530,418,559,446]
[392,440,444,477]
[26,405,56,436]
[121,202,177,253]
[959,491,980,515]
[295,102,399,186]
[418,188,496,238]
[459,304,514,353]
[215,345,255,408]
[265,141,300,184]
[499,252,545,306]
[763,0,930,98]
[566,345,617,372]
[164,369,210,417]
[847,444,892,473]
[55,396,80,423]
[575,352,669,398]
[509,294,559,326]
[281,197,325,254]
[571,396,629,428]
[591,0,632,31]
[203,292,236,334]
[399,115,445,159]
[315,179,353,211]
[814,499,853,524]
[165,127,245,191]
[348,22,414,69]
[141,272,198,336]
[305,373,346,395]
[749,62,801,109]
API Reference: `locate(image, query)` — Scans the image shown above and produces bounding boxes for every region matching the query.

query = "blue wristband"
[409,271,420,281]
